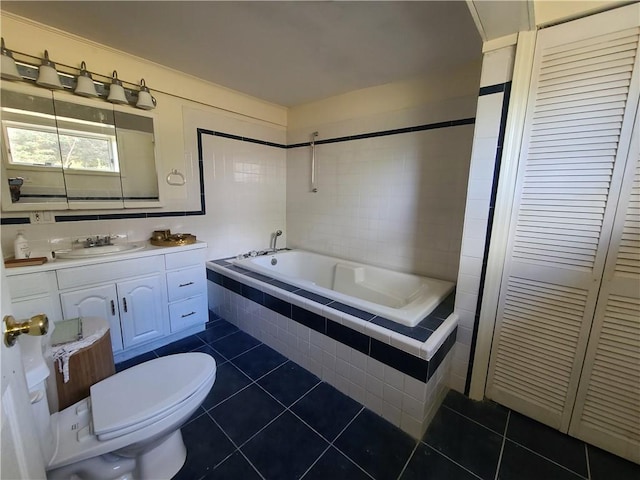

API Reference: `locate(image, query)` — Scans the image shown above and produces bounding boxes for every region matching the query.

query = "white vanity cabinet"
[59,274,168,352]
[58,256,169,353]
[165,249,207,332]
[60,284,124,351]
[4,242,208,362]
[7,271,63,323]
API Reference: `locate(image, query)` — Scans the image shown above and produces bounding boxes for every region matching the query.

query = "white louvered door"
[568,112,640,463]
[486,3,640,434]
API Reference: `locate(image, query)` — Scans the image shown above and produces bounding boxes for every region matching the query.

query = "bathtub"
[233,250,454,327]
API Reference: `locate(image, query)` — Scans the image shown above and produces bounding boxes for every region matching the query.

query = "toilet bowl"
[23,337,216,480]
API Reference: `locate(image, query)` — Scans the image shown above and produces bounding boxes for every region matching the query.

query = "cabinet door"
[568,112,640,463]
[118,275,167,349]
[485,4,640,430]
[60,284,123,352]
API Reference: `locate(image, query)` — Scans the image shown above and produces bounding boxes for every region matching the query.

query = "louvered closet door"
[486,3,640,432]
[568,111,640,463]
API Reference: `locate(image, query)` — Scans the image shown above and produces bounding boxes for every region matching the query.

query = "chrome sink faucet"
[78,235,112,248]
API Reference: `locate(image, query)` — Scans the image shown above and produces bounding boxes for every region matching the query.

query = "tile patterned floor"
[116,316,640,480]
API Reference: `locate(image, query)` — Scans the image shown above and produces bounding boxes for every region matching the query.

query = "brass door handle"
[4,314,49,347]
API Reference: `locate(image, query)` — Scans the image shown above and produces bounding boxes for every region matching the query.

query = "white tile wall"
[286,123,475,282]
[451,45,516,393]
[210,280,453,439]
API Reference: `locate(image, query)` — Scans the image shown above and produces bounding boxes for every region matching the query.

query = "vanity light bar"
[5,49,155,108]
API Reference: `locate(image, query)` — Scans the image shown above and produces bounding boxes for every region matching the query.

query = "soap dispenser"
[14,230,31,259]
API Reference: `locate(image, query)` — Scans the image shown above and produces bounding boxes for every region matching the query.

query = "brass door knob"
[3,314,49,347]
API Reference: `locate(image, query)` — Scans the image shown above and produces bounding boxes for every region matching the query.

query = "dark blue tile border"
[479,82,509,96]
[2,116,476,225]
[207,262,458,383]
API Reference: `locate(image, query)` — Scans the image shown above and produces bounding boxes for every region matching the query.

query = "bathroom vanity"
[5,242,207,363]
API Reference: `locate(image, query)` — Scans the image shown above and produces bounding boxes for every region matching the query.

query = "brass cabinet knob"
[3,314,49,347]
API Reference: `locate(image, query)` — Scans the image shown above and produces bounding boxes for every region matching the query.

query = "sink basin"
[55,243,144,259]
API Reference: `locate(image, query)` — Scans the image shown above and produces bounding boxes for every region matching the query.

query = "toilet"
[21,332,217,480]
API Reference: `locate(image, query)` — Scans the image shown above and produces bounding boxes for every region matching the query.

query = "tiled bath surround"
[207,260,457,439]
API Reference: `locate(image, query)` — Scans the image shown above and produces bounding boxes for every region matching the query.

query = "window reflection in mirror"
[1,85,68,208]
[53,93,124,208]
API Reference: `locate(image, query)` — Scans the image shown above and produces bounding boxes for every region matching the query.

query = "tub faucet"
[271,230,283,252]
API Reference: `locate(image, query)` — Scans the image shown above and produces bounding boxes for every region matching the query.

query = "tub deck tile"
[328,301,376,321]
[296,289,334,305]
[268,279,300,292]
[371,316,434,342]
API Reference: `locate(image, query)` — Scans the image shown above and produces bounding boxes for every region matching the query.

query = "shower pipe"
[311,131,319,193]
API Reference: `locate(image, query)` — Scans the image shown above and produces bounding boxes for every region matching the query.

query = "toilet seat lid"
[91,352,216,437]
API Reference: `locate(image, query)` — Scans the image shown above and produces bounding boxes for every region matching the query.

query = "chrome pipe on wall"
[311,131,319,193]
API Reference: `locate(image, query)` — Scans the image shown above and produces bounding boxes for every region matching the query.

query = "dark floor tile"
[210,384,284,446]
[498,440,584,480]
[334,409,416,480]
[115,351,157,372]
[211,330,261,359]
[231,344,287,380]
[184,406,206,426]
[197,320,239,345]
[154,334,206,356]
[203,451,262,480]
[507,412,587,477]
[443,390,508,434]
[173,413,235,480]
[302,446,371,480]
[588,445,640,480]
[423,405,502,480]
[242,411,328,480]
[291,382,362,441]
[202,362,252,410]
[207,309,221,323]
[193,344,227,365]
[400,442,479,480]
[257,361,320,406]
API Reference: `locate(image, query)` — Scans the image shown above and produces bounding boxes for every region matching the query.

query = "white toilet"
[21,331,217,480]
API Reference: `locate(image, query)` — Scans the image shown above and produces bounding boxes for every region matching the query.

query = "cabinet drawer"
[166,266,205,302]
[57,256,164,290]
[7,272,56,299]
[169,295,207,332]
[165,248,205,270]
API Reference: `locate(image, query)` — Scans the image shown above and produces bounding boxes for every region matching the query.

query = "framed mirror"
[1,83,161,212]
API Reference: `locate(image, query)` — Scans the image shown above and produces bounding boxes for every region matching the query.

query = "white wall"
[286,62,481,281]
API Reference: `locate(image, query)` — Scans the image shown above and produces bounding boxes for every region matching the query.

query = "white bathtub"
[233,250,454,327]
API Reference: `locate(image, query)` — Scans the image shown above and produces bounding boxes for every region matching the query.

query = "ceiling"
[1,1,483,107]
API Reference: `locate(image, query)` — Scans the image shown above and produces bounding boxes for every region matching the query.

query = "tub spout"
[271,230,283,252]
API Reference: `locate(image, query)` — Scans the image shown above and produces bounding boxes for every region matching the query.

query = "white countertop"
[4,240,207,276]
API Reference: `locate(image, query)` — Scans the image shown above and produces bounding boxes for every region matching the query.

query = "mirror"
[113,109,159,207]
[53,91,124,209]
[0,83,161,211]
[0,83,68,210]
